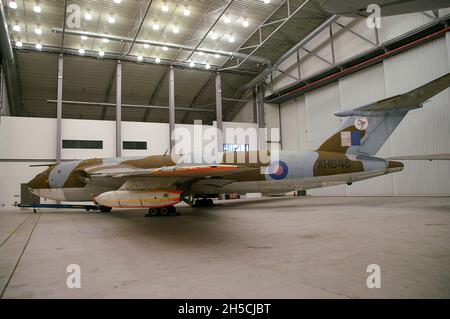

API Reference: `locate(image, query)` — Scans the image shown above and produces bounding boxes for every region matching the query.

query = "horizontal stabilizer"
[29,163,56,167]
[387,154,450,161]
[336,73,450,117]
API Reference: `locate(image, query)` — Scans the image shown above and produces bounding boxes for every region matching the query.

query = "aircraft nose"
[27,170,50,190]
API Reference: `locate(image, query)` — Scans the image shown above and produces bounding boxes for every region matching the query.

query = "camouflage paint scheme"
[27,73,450,208]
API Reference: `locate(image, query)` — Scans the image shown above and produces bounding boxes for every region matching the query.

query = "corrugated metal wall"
[277,13,450,196]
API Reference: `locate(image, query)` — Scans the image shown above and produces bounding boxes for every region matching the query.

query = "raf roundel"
[268,161,289,180]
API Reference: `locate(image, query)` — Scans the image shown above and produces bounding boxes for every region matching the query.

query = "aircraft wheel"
[99,205,112,213]
[206,199,214,207]
[168,206,178,216]
[160,207,170,216]
[146,208,159,217]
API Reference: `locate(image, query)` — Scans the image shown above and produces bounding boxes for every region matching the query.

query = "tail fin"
[317,73,450,155]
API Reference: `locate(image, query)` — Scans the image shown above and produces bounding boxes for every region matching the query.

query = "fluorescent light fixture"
[34,27,42,35]
[108,15,115,24]
[155,57,161,63]
[13,24,21,32]
[210,32,218,40]
[228,34,235,43]
[33,4,41,13]
[81,35,88,40]
[198,51,204,56]
[214,54,220,58]
[243,18,249,27]
[137,55,143,62]
[36,43,42,50]
[143,43,150,48]
[162,2,169,12]
[162,46,168,51]
[102,38,109,43]
[224,14,231,24]
[15,40,23,48]
[9,1,18,9]
[205,63,211,70]
[183,6,190,16]
[113,0,122,3]
[264,0,271,3]
[79,48,85,55]
[152,22,160,30]
[173,25,179,34]
[189,61,195,67]
[99,50,105,57]
[85,12,92,20]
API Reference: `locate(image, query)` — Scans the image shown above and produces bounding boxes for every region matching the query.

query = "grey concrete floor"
[0,196,449,299]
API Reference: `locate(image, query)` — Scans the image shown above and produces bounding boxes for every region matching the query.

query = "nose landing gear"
[145,205,178,217]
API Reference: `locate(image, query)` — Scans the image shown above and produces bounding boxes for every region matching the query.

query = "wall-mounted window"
[223,144,249,152]
[123,141,147,150]
[62,140,103,149]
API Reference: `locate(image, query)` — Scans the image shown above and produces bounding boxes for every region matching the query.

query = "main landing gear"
[99,205,112,213]
[145,206,178,217]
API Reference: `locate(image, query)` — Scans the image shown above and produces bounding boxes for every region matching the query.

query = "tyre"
[99,205,112,213]
[160,207,170,216]
[148,208,158,216]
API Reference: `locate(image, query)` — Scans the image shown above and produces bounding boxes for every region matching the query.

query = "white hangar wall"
[233,12,450,196]
[0,117,258,206]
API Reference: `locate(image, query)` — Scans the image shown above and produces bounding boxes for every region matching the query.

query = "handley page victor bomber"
[27,74,450,216]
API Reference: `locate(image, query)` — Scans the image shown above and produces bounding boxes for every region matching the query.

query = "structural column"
[56,54,63,163]
[215,72,223,152]
[168,66,175,152]
[116,61,122,158]
[253,84,266,150]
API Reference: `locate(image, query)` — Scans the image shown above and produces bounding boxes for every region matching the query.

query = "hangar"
[0,0,449,299]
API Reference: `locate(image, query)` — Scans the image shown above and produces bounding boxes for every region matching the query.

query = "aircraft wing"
[80,163,258,190]
[85,164,255,178]
[336,73,450,116]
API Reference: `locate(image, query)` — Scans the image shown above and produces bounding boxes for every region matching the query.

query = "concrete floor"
[0,196,449,299]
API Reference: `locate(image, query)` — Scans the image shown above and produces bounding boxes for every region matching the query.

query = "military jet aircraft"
[27,73,450,216]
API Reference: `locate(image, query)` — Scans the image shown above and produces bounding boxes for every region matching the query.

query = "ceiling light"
[34,27,42,35]
[13,24,21,32]
[183,6,190,16]
[172,25,179,34]
[198,51,204,56]
[228,34,235,43]
[264,0,271,3]
[108,15,115,24]
[162,46,168,51]
[137,55,143,62]
[243,18,249,27]
[33,3,41,13]
[224,14,231,24]
[36,43,42,50]
[102,38,109,43]
[79,48,85,55]
[113,0,122,3]
[85,12,92,20]
[210,32,218,40]
[81,35,88,40]
[9,1,18,9]
[214,54,220,58]
[189,61,195,68]
[162,1,169,12]
[15,40,23,48]
[205,63,211,70]
[155,57,161,63]
[152,22,160,30]
[143,43,150,48]
[99,50,105,57]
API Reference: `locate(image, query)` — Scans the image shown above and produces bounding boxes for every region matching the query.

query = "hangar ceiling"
[3,0,330,123]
